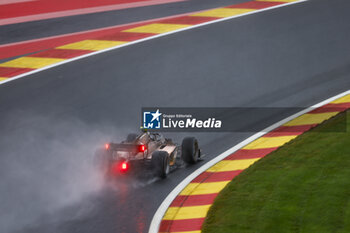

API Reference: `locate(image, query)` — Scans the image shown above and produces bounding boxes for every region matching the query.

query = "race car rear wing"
[108,143,146,153]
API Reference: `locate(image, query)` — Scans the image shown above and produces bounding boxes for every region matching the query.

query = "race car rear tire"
[151,151,170,178]
[181,137,199,164]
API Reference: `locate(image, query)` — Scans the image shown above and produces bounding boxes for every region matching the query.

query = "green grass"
[203,111,350,233]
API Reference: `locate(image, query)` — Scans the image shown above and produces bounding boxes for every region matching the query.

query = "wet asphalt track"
[0,0,350,232]
[0,0,249,45]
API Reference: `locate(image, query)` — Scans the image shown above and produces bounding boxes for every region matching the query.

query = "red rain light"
[105,143,110,150]
[139,144,146,152]
[120,162,129,172]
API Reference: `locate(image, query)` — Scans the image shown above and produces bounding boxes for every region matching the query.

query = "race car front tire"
[181,137,199,164]
[151,151,170,178]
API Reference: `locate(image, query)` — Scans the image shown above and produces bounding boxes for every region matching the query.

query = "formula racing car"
[94,131,201,178]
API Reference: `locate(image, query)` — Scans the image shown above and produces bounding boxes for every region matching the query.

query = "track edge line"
[148,89,350,233]
[0,0,308,86]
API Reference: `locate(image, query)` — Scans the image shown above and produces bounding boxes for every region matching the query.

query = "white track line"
[0,0,186,26]
[0,0,308,86]
[0,0,34,5]
[148,89,350,233]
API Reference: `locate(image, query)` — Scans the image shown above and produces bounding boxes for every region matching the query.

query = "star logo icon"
[150,109,162,122]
